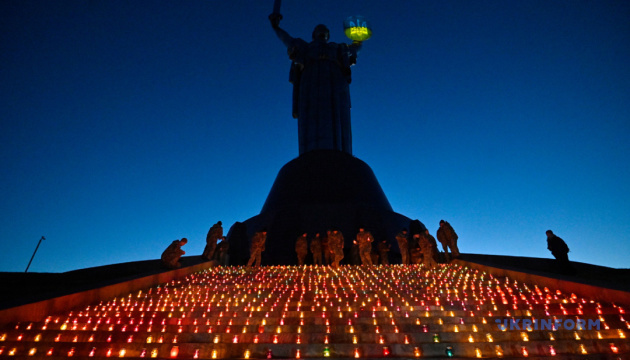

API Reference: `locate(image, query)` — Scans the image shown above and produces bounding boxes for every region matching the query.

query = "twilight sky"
[1,0,629,272]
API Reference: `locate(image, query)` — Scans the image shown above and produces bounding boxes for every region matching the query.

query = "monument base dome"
[227,150,423,265]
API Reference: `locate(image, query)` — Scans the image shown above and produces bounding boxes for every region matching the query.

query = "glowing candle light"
[323,347,330,357]
[610,343,619,353]
[521,347,529,357]
[493,345,503,357]
[445,346,454,358]
[433,333,440,343]
[475,348,482,358]
[579,344,587,354]
[169,346,179,358]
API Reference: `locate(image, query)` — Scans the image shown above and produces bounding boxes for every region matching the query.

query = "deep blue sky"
[1,1,629,272]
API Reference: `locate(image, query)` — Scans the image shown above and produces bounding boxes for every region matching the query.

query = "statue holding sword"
[268,0,368,156]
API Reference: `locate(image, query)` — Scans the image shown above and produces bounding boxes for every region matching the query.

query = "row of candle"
[1,264,628,358]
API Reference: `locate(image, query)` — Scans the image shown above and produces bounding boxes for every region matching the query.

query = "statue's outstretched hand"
[269,13,282,29]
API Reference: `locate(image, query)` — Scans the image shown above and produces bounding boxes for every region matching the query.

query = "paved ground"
[1,254,628,311]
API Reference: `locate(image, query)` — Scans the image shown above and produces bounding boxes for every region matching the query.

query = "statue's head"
[312,24,330,42]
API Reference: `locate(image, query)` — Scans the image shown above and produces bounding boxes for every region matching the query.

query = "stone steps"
[0,264,629,358]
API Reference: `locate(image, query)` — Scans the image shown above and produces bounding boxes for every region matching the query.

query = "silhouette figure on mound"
[437,220,460,261]
[161,238,187,269]
[203,221,224,261]
[546,230,574,274]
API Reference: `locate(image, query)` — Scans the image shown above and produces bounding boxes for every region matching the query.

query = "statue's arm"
[269,14,293,48]
[273,26,293,48]
[349,40,363,53]
[347,41,362,66]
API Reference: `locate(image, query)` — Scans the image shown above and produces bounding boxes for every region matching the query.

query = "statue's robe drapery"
[288,38,358,155]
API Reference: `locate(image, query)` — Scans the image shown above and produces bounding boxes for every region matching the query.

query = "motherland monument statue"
[226,2,420,266]
[268,1,371,155]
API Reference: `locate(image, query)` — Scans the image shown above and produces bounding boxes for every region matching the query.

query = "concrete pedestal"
[228,150,420,266]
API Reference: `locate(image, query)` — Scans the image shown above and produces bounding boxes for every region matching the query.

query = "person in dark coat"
[546,230,574,274]
[546,230,570,262]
